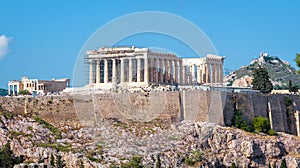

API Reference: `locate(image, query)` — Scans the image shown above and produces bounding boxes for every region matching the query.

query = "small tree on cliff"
[288,80,298,94]
[252,67,273,94]
[0,142,22,167]
[280,158,287,168]
[55,154,66,168]
[295,53,300,74]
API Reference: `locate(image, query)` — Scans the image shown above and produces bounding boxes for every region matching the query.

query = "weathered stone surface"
[1,113,300,167]
[1,92,300,136]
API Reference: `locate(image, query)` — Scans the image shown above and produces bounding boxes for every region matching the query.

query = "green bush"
[232,109,253,132]
[268,129,277,136]
[55,154,66,168]
[34,116,62,139]
[252,116,276,135]
[280,158,287,168]
[252,116,270,133]
[18,90,30,95]
[284,96,293,116]
[38,143,75,153]
[121,155,144,168]
[0,142,23,167]
[184,150,202,166]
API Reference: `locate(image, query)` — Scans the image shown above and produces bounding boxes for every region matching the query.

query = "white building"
[87,46,225,89]
[8,77,70,96]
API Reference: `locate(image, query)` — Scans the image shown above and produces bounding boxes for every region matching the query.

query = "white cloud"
[0,35,12,60]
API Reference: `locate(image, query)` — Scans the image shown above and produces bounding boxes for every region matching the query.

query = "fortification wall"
[0,91,300,136]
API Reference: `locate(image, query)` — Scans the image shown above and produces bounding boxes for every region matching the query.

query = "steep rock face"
[1,114,300,167]
[1,92,300,136]
[225,53,300,88]
[0,114,96,168]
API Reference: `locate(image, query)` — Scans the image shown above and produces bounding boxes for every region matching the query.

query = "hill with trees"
[225,52,300,89]
[0,88,8,96]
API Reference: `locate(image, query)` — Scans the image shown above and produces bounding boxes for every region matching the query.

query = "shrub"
[268,129,277,136]
[184,150,202,166]
[232,109,253,132]
[55,154,66,168]
[34,116,62,139]
[280,158,287,168]
[252,116,270,133]
[121,155,144,168]
[155,154,161,168]
[252,116,276,135]
[0,142,23,167]
[284,96,293,116]
[18,90,30,95]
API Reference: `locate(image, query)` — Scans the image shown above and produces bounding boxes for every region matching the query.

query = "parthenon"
[87,46,225,88]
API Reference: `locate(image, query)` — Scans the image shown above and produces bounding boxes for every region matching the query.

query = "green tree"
[155,154,161,168]
[0,142,22,167]
[79,160,84,168]
[55,154,66,168]
[280,158,287,168]
[252,67,273,93]
[18,90,30,95]
[289,80,293,93]
[231,163,237,168]
[288,80,298,94]
[295,53,300,74]
[50,154,55,167]
[232,109,253,132]
[268,163,271,168]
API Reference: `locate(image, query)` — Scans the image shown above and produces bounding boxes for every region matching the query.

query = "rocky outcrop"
[1,113,300,167]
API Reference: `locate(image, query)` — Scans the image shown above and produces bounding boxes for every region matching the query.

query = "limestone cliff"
[1,113,300,167]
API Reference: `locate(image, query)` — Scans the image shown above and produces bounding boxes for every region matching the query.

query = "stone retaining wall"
[0,91,300,135]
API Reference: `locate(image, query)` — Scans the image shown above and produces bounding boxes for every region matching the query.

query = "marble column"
[89,60,94,84]
[220,63,223,83]
[12,85,15,96]
[164,59,168,83]
[192,65,196,83]
[197,65,201,84]
[144,58,149,83]
[174,60,178,83]
[120,58,125,83]
[212,64,215,83]
[96,60,100,83]
[128,58,133,82]
[182,65,186,85]
[169,60,173,84]
[159,58,164,83]
[215,64,219,83]
[206,63,210,83]
[104,59,109,83]
[137,58,141,82]
[112,59,117,83]
[155,59,159,83]
[179,61,183,84]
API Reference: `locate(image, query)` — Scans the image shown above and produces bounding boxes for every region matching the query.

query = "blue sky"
[0,0,299,88]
